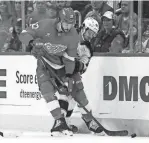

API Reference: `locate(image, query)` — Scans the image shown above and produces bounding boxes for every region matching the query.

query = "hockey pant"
[36,59,92,122]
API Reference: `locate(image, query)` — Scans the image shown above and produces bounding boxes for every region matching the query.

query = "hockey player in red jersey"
[19,7,103,136]
[20,7,79,136]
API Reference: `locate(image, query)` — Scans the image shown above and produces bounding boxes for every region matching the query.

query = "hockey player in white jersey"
[58,17,102,134]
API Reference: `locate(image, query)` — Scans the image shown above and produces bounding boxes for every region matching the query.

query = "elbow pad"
[19,31,34,46]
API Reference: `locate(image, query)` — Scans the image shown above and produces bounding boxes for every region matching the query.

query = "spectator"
[94,11,125,53]
[26,1,53,26]
[46,1,60,19]
[54,0,66,10]
[14,1,22,19]
[82,1,113,23]
[116,1,138,48]
[134,23,149,53]
[1,19,22,52]
[71,1,89,16]
[9,1,29,27]
[26,1,34,16]
[65,1,72,8]
[0,1,14,50]
[46,1,72,19]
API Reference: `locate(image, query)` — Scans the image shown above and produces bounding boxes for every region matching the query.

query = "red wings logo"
[43,43,67,54]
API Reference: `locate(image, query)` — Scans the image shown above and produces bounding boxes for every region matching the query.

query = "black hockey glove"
[64,74,75,93]
[73,59,85,74]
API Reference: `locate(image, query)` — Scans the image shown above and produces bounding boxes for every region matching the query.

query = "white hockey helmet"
[83,17,99,34]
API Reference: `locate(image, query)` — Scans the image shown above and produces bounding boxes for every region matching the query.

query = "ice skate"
[51,117,73,137]
[83,118,104,134]
[66,118,78,133]
[68,124,78,133]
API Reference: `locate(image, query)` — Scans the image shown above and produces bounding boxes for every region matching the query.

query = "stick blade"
[104,130,128,136]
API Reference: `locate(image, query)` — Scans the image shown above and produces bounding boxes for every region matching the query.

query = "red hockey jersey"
[20,18,80,75]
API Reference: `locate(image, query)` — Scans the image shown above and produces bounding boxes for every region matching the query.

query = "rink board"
[1,54,149,136]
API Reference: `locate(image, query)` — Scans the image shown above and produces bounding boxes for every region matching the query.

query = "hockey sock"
[66,97,77,117]
[47,99,64,120]
[59,100,69,116]
[58,94,69,116]
[79,104,92,122]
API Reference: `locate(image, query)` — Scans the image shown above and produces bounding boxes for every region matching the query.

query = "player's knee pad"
[40,81,56,102]
[72,73,84,93]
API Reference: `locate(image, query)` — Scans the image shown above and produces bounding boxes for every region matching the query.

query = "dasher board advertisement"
[0,55,149,120]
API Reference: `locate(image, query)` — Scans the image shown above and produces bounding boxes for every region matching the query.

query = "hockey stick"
[40,57,128,136]
[78,102,128,136]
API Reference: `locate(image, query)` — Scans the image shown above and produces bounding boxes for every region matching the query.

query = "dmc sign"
[103,76,149,102]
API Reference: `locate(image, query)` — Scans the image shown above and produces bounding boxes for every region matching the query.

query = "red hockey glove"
[30,38,45,59]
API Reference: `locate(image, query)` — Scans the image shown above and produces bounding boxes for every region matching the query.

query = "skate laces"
[89,120,99,131]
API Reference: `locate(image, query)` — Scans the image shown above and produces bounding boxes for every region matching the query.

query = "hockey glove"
[74,59,86,74]
[30,38,45,59]
[64,74,75,93]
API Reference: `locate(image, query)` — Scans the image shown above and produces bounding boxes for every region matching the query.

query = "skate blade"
[70,127,78,134]
[2,132,22,138]
[62,130,73,136]
[91,131,107,136]
[51,130,73,137]
[72,130,78,134]
[51,132,64,137]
